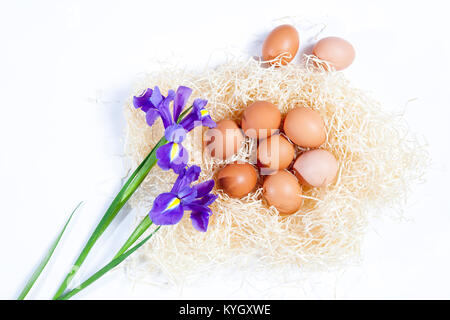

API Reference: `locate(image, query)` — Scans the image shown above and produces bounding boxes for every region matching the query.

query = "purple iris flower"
[133,86,216,174]
[178,98,217,132]
[149,165,218,232]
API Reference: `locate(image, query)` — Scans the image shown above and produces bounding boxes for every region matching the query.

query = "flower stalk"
[19,85,217,300]
[56,226,161,300]
[113,215,152,259]
[52,137,166,299]
[52,100,199,299]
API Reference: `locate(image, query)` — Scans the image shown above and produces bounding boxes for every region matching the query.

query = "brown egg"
[262,24,299,66]
[263,170,302,215]
[257,134,295,171]
[293,149,338,187]
[204,120,244,160]
[217,163,258,198]
[283,107,326,148]
[241,101,281,139]
[313,37,355,71]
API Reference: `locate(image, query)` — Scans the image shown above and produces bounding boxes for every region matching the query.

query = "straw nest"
[123,57,427,284]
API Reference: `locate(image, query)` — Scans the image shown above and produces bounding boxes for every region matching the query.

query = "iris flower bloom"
[149,165,218,232]
[133,86,216,174]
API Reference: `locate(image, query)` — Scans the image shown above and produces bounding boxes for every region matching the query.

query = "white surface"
[1,0,449,299]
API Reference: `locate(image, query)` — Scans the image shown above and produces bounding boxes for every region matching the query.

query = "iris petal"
[145,109,160,127]
[184,166,201,185]
[179,99,216,132]
[164,124,187,143]
[184,203,212,215]
[178,113,196,133]
[170,143,179,162]
[149,86,163,108]
[171,165,201,194]
[201,114,217,129]
[170,168,187,194]
[200,194,218,206]
[178,186,194,199]
[193,98,208,110]
[173,86,193,122]
[191,194,218,207]
[133,88,154,113]
[186,203,212,232]
[178,186,197,203]
[149,193,184,225]
[190,211,210,232]
[158,90,175,128]
[193,180,215,198]
[156,142,189,174]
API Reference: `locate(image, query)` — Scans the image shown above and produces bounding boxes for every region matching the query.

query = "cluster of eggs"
[201,24,352,215]
[262,24,355,70]
[204,101,338,215]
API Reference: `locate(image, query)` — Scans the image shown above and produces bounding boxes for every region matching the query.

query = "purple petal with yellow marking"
[179,98,216,132]
[156,142,189,174]
[178,186,197,203]
[193,98,208,110]
[149,192,184,225]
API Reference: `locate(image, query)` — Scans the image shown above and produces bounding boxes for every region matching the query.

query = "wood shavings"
[123,56,427,284]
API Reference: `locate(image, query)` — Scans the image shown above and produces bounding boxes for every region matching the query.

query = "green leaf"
[56,226,161,300]
[17,202,83,300]
[52,138,166,299]
[113,215,152,259]
[52,105,193,299]
[177,105,192,124]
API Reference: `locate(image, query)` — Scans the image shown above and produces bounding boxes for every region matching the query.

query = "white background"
[1,0,449,299]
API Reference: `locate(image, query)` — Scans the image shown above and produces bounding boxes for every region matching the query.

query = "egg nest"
[123,57,427,284]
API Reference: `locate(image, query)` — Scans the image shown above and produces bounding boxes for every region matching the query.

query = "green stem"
[57,226,161,300]
[17,202,83,300]
[53,105,193,299]
[113,215,152,259]
[52,138,166,299]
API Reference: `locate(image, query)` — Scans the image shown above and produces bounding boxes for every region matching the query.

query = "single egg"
[217,163,258,198]
[293,149,338,187]
[263,170,302,215]
[313,37,355,71]
[241,101,281,139]
[283,107,326,148]
[262,24,300,66]
[257,134,295,171]
[204,119,244,160]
